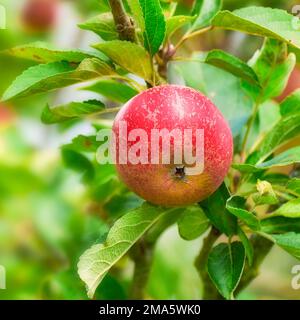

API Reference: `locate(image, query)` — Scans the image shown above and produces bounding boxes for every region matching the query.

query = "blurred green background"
[0,0,299,300]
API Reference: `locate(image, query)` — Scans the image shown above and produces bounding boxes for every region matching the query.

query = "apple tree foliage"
[3,0,300,299]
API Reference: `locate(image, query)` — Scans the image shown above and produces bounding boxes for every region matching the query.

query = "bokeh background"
[0,0,300,300]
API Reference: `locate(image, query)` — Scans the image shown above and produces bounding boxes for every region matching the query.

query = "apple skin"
[21,0,58,33]
[277,67,300,102]
[0,103,14,124]
[112,85,233,207]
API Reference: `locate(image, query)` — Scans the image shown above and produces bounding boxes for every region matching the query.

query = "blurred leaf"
[244,39,295,102]
[200,183,237,236]
[287,178,300,196]
[83,79,138,103]
[104,193,144,218]
[2,59,114,101]
[207,241,245,300]
[212,7,300,51]
[192,0,222,30]
[237,227,253,266]
[263,173,289,185]
[61,148,94,182]
[3,42,101,63]
[0,164,42,195]
[226,196,260,231]
[92,177,121,204]
[168,56,253,137]
[280,89,300,116]
[94,41,153,82]
[272,232,300,260]
[258,100,281,133]
[95,274,127,300]
[78,13,118,40]
[165,15,195,41]
[41,100,105,124]
[177,206,210,241]
[78,202,168,298]
[261,217,300,234]
[68,135,99,153]
[205,49,259,85]
[139,0,166,55]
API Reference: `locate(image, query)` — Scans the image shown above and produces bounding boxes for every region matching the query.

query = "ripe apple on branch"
[3,0,300,300]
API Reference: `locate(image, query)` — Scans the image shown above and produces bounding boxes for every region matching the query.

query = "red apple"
[21,0,58,33]
[112,85,233,207]
[277,67,300,102]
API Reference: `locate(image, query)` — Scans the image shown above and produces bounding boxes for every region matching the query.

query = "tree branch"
[108,0,136,42]
[194,227,223,300]
[129,209,182,299]
[129,238,154,299]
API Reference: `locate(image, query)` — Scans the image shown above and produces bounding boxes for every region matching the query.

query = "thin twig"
[174,26,213,53]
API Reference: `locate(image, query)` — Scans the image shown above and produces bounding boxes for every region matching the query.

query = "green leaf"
[78,13,118,40]
[138,0,166,55]
[192,0,222,30]
[236,146,300,173]
[62,148,94,182]
[127,0,145,33]
[200,183,237,236]
[226,196,260,231]
[168,55,253,137]
[243,39,296,102]
[261,217,300,234]
[207,241,245,300]
[83,79,138,103]
[287,178,300,196]
[247,113,300,165]
[68,135,99,153]
[231,163,262,174]
[41,100,106,124]
[280,89,300,116]
[3,41,101,63]
[177,205,210,241]
[94,40,153,82]
[212,7,300,51]
[257,146,300,169]
[78,202,167,298]
[165,15,195,41]
[204,49,259,85]
[2,58,115,101]
[272,232,300,260]
[237,227,253,266]
[270,198,300,218]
